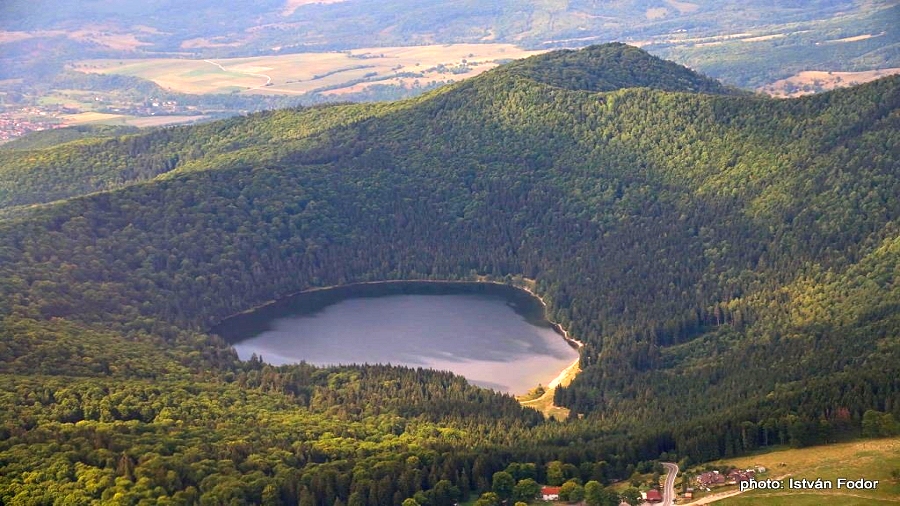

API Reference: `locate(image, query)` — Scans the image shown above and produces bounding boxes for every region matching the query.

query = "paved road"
[661,462,679,505]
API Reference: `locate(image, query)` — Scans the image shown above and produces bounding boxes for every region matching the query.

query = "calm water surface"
[216,283,578,394]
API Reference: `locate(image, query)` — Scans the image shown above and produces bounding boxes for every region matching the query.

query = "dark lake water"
[214,282,579,394]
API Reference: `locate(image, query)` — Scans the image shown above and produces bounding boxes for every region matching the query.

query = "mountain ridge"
[1,45,899,504]
[0,44,737,211]
[3,44,881,214]
[500,43,741,95]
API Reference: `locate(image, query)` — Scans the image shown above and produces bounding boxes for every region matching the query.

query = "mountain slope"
[0,101,399,210]
[1,45,899,503]
[0,125,140,151]
[0,44,735,211]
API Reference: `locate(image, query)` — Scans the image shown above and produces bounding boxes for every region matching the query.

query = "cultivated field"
[760,68,900,97]
[59,112,206,128]
[74,44,546,97]
[685,437,900,505]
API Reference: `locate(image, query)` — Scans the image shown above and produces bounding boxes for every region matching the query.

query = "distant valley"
[72,44,545,97]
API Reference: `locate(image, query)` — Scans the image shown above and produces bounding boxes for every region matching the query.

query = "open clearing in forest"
[75,44,546,96]
[281,0,348,16]
[684,437,900,505]
[760,68,900,97]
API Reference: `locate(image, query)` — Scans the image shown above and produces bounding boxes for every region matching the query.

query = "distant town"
[0,95,204,144]
[0,109,61,142]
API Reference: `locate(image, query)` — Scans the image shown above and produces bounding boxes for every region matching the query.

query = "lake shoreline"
[512,281,585,350]
[214,278,584,344]
[213,277,583,399]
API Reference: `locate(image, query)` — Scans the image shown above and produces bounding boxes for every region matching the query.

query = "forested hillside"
[2,44,899,504]
[0,102,394,210]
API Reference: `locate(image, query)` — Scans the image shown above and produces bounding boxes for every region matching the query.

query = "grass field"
[684,437,900,505]
[74,59,262,94]
[74,44,546,96]
[59,112,205,128]
[37,89,136,111]
[760,68,900,97]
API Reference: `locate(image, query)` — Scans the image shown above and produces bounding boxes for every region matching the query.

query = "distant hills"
[0,0,874,54]
[1,44,898,504]
[0,44,737,210]
[1,0,897,89]
[2,0,896,149]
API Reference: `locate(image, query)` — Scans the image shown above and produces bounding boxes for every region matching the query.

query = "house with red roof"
[541,486,561,501]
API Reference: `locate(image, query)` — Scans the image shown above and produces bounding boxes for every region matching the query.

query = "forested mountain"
[2,44,899,504]
[503,45,740,95]
[0,44,731,210]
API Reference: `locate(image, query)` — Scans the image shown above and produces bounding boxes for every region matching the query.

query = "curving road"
[660,462,679,505]
[204,59,273,90]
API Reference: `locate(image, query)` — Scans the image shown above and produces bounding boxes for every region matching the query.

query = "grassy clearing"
[717,494,898,505]
[664,0,700,14]
[646,7,669,20]
[121,116,206,127]
[74,59,263,94]
[76,44,545,96]
[59,112,126,125]
[825,32,884,44]
[685,437,900,505]
[37,90,111,111]
[760,68,900,97]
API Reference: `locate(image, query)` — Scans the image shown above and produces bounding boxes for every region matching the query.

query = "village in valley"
[0,108,63,143]
[679,465,769,502]
[0,89,206,144]
[517,463,770,505]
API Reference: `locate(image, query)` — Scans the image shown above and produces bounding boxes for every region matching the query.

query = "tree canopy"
[2,44,899,503]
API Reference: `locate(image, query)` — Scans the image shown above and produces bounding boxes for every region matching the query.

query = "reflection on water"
[215,282,579,394]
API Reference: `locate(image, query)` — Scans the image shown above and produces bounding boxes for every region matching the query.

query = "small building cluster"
[726,469,756,484]
[696,470,726,488]
[0,114,60,142]
[696,466,767,490]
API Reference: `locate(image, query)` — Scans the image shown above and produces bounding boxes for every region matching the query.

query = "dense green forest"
[0,125,140,152]
[2,44,899,504]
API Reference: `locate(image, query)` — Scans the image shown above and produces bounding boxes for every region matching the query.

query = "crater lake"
[214,282,580,394]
